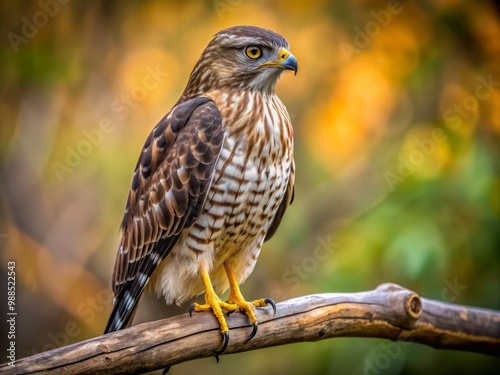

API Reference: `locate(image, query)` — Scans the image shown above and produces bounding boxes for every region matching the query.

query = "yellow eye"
[245,45,262,59]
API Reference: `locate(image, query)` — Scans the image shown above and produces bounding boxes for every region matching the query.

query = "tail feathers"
[104,288,140,334]
[105,237,180,334]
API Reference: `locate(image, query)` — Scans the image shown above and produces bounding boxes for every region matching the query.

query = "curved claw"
[264,297,277,316]
[189,303,195,317]
[246,323,258,342]
[214,331,229,363]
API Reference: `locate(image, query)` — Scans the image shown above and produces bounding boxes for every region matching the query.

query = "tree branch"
[3,283,499,375]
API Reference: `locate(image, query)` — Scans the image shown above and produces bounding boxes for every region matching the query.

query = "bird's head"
[182,26,298,98]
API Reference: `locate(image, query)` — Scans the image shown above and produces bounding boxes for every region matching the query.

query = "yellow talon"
[189,267,236,334]
[224,262,276,340]
[225,263,258,322]
[189,262,277,358]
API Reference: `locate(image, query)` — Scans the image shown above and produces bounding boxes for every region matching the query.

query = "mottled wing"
[105,97,224,333]
[265,161,295,241]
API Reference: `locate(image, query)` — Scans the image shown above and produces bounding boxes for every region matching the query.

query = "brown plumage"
[105,26,297,348]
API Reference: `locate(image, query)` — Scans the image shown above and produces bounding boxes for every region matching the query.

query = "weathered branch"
[2,283,499,374]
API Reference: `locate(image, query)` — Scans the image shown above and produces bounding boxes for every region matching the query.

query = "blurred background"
[1,0,499,374]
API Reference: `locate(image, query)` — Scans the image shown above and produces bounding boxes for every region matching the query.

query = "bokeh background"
[1,0,499,374]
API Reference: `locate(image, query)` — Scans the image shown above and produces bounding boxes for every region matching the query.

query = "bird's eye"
[245,46,262,59]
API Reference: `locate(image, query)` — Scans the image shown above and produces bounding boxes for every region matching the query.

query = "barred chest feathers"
[151,89,294,305]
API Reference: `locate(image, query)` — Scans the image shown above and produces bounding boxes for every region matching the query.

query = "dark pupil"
[250,48,258,56]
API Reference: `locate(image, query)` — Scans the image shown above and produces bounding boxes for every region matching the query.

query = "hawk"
[105,26,297,356]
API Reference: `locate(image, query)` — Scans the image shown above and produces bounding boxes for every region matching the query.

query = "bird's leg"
[224,261,277,341]
[189,266,237,359]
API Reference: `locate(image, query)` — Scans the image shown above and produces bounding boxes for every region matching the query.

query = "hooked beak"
[260,47,298,75]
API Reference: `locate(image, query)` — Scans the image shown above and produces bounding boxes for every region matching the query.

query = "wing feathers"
[264,161,295,242]
[105,97,224,333]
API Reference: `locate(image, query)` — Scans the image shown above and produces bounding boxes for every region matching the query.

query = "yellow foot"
[226,295,277,340]
[224,262,277,341]
[189,283,237,360]
[189,264,277,361]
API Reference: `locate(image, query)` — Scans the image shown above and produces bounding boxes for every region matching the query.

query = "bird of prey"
[105,25,297,356]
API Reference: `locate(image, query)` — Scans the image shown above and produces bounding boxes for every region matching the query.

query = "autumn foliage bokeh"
[1,1,499,374]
